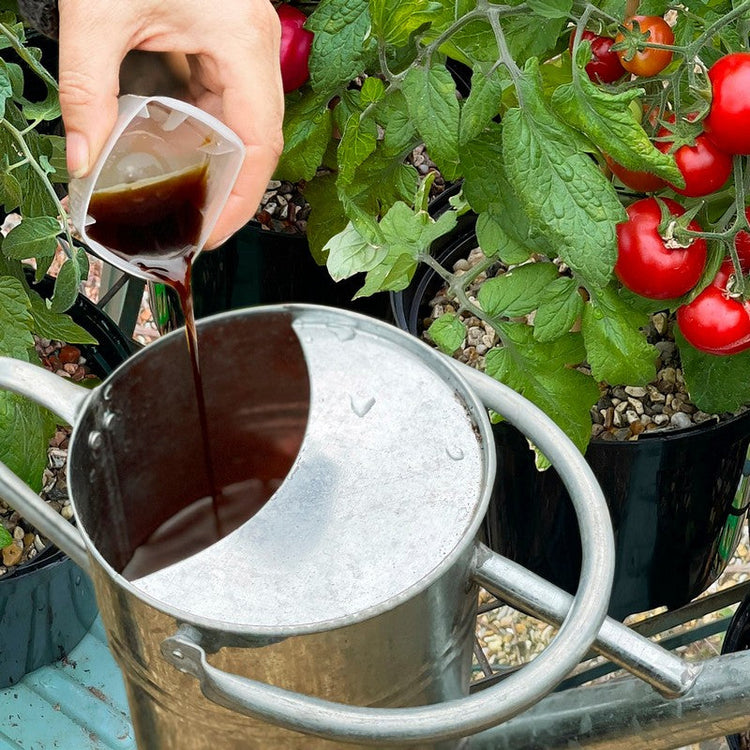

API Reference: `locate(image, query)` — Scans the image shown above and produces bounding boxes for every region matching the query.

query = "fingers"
[189,1,285,247]
[57,0,131,177]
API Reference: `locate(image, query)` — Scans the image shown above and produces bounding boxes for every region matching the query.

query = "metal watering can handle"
[0,357,91,572]
[161,363,624,745]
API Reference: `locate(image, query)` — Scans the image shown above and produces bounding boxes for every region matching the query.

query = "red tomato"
[615,198,707,299]
[677,260,750,355]
[655,118,732,197]
[277,4,314,93]
[604,154,667,192]
[705,53,750,154]
[615,16,674,77]
[569,30,626,83]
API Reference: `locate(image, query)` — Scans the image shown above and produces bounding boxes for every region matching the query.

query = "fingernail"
[66,132,90,179]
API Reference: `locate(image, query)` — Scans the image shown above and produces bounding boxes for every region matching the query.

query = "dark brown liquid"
[87,165,233,545]
[121,478,283,580]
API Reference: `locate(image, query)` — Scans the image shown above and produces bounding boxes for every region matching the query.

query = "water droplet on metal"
[330,324,357,342]
[88,431,104,452]
[350,395,376,418]
[446,445,465,461]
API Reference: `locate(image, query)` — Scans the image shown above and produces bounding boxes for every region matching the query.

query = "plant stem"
[0,20,58,90]
[0,119,74,256]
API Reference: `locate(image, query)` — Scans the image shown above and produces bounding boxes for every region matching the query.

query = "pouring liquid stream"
[87,164,285,578]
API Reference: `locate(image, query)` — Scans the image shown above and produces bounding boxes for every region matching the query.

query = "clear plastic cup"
[68,95,245,283]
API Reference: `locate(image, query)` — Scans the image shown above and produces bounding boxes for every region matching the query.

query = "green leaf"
[403,64,461,180]
[307,0,376,95]
[303,174,349,264]
[356,249,418,297]
[502,59,625,289]
[677,330,750,415]
[50,257,82,313]
[325,222,387,281]
[2,216,60,259]
[459,66,507,145]
[45,135,69,183]
[369,0,437,46]
[338,112,378,185]
[533,277,583,342]
[0,525,11,549]
[427,313,466,354]
[28,292,97,344]
[581,286,657,386]
[360,76,386,106]
[551,59,683,185]
[0,169,22,212]
[485,324,600,455]
[478,262,561,317]
[275,93,333,182]
[526,0,573,19]
[475,211,531,265]
[0,275,35,359]
[0,60,12,118]
[503,12,567,67]
[0,390,53,492]
[379,89,418,157]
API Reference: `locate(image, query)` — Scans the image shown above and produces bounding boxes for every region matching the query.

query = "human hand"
[56,0,284,248]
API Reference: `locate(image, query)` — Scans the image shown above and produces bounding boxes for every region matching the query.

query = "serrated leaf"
[502,59,625,289]
[0,390,53,491]
[551,61,683,185]
[302,174,349,264]
[478,262,561,317]
[275,93,333,182]
[475,211,531,264]
[533,276,583,342]
[338,113,378,185]
[379,89,418,157]
[2,215,60,259]
[526,0,573,19]
[50,257,81,313]
[427,313,466,354]
[0,525,11,549]
[0,169,22,212]
[459,66,507,145]
[360,76,385,105]
[34,253,53,282]
[307,0,376,95]
[28,292,97,344]
[581,286,657,386]
[369,0,437,46]
[485,324,600,455]
[403,64,461,180]
[0,275,34,359]
[325,222,386,281]
[0,60,11,118]
[503,13,567,67]
[676,329,750,414]
[356,249,417,297]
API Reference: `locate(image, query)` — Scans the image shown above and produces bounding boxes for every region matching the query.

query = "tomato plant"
[677,261,750,355]
[705,53,750,155]
[655,118,732,197]
[615,198,707,299]
[615,16,674,77]
[734,208,750,267]
[277,3,314,93]
[569,30,626,84]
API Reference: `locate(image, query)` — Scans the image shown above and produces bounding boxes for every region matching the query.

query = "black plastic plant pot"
[149,220,392,334]
[722,592,750,750]
[0,275,137,687]
[391,214,750,621]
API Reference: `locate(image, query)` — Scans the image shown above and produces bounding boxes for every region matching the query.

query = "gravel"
[423,246,744,441]
[0,338,97,578]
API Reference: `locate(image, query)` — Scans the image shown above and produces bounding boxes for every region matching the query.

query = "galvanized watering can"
[0,305,618,749]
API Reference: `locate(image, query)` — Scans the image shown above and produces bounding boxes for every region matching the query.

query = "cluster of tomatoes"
[576,17,750,356]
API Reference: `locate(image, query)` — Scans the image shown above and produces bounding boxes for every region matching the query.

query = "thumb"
[57,1,128,178]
